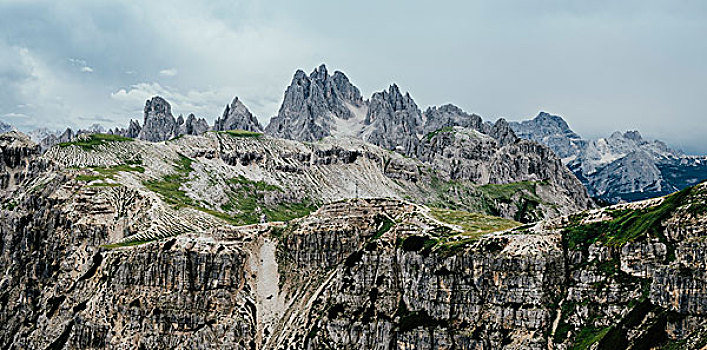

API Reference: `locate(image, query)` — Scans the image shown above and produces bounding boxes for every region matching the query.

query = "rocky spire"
[214,97,263,132]
[177,113,209,136]
[359,84,423,154]
[264,64,365,141]
[486,118,518,147]
[623,130,643,142]
[138,96,178,142]
[126,119,141,138]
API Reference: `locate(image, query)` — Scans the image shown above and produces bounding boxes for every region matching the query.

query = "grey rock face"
[265,64,365,141]
[416,127,594,220]
[360,84,423,154]
[0,131,49,191]
[38,128,74,150]
[126,119,141,138]
[509,112,587,161]
[214,97,263,132]
[570,149,664,200]
[422,104,484,134]
[486,118,519,147]
[177,113,209,136]
[138,96,178,142]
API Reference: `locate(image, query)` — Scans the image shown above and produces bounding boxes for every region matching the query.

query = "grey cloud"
[0,0,704,153]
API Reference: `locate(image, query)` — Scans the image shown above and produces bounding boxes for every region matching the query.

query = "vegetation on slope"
[58,133,133,150]
[75,162,145,186]
[221,175,317,224]
[423,126,454,140]
[550,183,707,349]
[393,208,520,257]
[144,155,316,225]
[214,129,263,138]
[430,207,520,237]
[425,176,547,223]
[564,186,693,251]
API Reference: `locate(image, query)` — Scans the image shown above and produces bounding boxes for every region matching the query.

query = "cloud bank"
[0,0,705,153]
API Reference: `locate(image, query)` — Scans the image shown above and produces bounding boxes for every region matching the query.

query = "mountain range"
[6,64,704,206]
[510,112,707,203]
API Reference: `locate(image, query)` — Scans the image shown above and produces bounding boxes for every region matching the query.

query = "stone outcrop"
[2,152,706,350]
[0,131,49,191]
[416,127,593,221]
[136,96,209,142]
[421,104,485,135]
[510,112,587,161]
[214,97,263,132]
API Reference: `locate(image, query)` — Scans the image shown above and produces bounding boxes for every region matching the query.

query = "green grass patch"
[144,155,315,225]
[430,208,520,236]
[424,126,454,140]
[76,174,103,182]
[143,154,195,207]
[564,186,693,251]
[2,200,19,210]
[58,133,133,150]
[76,163,145,184]
[216,129,263,138]
[478,181,543,201]
[424,177,547,223]
[227,175,282,192]
[570,326,611,350]
[372,215,395,240]
[429,208,519,256]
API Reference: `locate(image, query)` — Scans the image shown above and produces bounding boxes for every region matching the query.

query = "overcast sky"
[1,0,705,153]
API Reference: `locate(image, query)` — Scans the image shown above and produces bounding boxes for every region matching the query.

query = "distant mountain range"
[510,112,707,203]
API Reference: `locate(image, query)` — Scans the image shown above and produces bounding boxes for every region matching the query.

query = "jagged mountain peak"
[138,95,177,142]
[310,63,328,80]
[215,96,263,132]
[144,95,172,116]
[623,130,643,142]
[264,64,365,141]
[533,111,574,131]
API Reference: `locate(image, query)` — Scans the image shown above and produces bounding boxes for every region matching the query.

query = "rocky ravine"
[1,129,707,349]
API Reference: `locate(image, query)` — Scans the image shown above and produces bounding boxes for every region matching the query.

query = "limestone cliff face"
[422,104,485,135]
[0,131,49,191]
[359,84,423,155]
[2,143,707,350]
[416,127,593,221]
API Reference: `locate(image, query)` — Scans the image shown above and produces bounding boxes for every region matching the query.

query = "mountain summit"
[264,64,365,141]
[214,96,263,132]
